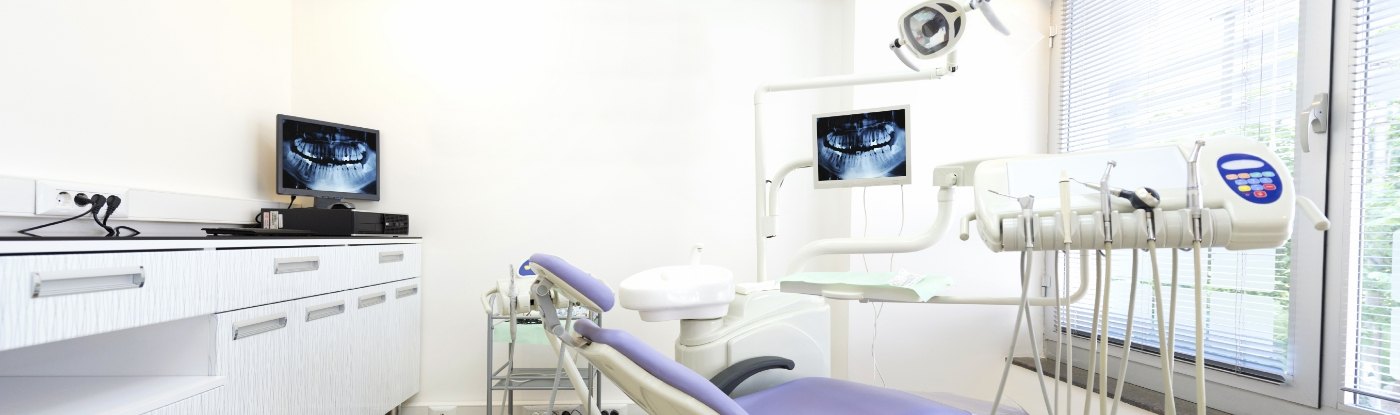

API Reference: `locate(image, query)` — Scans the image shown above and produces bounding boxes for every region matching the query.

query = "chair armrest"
[709,356,796,395]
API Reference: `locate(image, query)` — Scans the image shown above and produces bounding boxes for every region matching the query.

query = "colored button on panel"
[1248,178,1261,184]
[1263,171,1276,177]
[1235,179,1249,185]
[1261,177,1273,184]
[1238,185,1252,192]
[1252,185,1264,191]
[1254,191,1268,198]
[1264,184,1277,191]
[1255,172,1265,178]
[1226,174,1239,180]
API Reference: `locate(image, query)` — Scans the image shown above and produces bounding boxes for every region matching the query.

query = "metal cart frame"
[483,290,602,415]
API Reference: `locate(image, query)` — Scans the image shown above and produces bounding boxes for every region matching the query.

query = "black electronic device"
[264,208,409,236]
[203,228,318,236]
[276,114,381,209]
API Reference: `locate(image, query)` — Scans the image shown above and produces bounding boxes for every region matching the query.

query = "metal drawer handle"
[306,301,346,322]
[379,251,405,264]
[233,313,288,340]
[396,285,419,298]
[31,266,145,298]
[359,292,387,309]
[274,256,319,274]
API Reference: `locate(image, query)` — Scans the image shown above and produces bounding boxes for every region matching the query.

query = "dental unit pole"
[989,193,1055,415]
[1110,248,1142,415]
[1094,162,1117,415]
[1146,213,1178,415]
[1187,141,1208,415]
[1057,171,1075,415]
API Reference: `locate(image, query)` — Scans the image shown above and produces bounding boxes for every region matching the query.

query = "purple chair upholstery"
[574,319,749,415]
[573,320,971,415]
[528,253,616,312]
[735,378,971,415]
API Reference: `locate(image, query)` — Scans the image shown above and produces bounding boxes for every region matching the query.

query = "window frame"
[1044,0,1336,411]
[1322,0,1400,413]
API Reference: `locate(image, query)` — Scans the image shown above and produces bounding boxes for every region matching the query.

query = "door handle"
[1299,92,1328,153]
[306,301,346,322]
[274,256,320,274]
[379,251,405,264]
[31,266,145,298]
[359,292,388,309]
[233,313,288,340]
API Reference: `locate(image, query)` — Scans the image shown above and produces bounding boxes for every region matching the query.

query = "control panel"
[1218,153,1282,204]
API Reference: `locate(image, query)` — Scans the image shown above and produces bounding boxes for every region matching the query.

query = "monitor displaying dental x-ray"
[813,106,911,188]
[277,114,381,201]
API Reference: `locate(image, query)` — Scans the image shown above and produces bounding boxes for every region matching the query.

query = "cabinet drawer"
[294,293,353,415]
[215,247,349,311]
[213,302,299,415]
[349,244,420,288]
[0,250,216,351]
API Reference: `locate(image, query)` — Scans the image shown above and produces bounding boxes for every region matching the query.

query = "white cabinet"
[350,243,422,287]
[213,301,301,415]
[294,295,353,415]
[390,279,422,405]
[215,246,351,312]
[219,278,421,415]
[0,238,423,414]
[0,250,216,351]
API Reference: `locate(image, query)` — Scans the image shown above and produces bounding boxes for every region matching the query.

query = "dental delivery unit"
[509,1,1329,415]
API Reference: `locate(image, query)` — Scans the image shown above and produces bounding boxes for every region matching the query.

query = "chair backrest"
[528,253,616,313]
[573,320,749,415]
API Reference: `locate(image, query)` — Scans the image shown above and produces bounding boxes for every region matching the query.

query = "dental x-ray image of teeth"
[815,108,908,187]
[280,119,379,195]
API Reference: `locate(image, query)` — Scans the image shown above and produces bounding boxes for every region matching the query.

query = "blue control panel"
[1217,153,1282,204]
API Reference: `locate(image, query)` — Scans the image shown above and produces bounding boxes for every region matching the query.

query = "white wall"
[0,0,293,202]
[838,0,1081,410]
[288,0,853,408]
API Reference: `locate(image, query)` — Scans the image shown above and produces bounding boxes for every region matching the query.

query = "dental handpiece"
[1019,195,1036,249]
[1099,161,1117,243]
[1186,140,1206,242]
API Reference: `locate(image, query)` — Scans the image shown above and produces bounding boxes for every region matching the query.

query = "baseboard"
[400,401,641,415]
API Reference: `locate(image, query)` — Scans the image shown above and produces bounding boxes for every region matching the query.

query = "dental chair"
[527,253,983,415]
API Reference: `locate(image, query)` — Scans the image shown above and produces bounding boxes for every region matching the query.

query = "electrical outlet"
[33,180,130,218]
[426,405,458,415]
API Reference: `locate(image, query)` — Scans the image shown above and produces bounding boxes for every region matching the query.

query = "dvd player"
[263,208,409,236]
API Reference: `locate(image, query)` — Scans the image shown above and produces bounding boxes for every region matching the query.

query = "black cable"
[87,195,114,236]
[287,195,296,209]
[18,206,99,237]
[113,226,141,237]
[100,196,128,237]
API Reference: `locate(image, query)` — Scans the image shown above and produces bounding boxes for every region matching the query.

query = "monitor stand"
[313,197,356,210]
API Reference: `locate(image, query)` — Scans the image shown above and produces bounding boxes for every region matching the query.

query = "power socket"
[33,180,130,218]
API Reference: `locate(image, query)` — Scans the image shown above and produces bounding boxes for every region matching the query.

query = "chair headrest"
[528,253,616,312]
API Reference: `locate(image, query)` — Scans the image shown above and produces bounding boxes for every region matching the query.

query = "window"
[1054,0,1329,408]
[1343,0,1400,411]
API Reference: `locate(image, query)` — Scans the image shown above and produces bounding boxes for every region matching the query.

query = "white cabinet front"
[213,301,299,415]
[0,250,216,351]
[215,246,350,312]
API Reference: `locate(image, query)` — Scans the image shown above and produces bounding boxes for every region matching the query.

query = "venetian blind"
[1344,0,1400,410]
[1058,0,1300,381]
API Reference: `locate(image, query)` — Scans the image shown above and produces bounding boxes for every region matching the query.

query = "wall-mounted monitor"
[813,106,910,189]
[276,114,380,208]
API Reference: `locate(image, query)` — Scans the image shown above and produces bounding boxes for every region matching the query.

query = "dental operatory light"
[891,0,1010,71]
